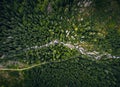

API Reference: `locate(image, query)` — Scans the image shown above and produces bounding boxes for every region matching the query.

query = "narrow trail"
[0,54,80,71]
[0,39,119,71]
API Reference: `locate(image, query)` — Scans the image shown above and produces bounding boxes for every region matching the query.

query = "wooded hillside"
[0,0,120,87]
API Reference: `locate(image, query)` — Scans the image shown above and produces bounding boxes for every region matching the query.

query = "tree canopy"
[0,0,120,87]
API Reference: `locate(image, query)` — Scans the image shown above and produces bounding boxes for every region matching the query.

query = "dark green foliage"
[105,29,120,56]
[0,0,120,87]
[24,57,120,87]
[0,57,120,87]
[0,71,24,87]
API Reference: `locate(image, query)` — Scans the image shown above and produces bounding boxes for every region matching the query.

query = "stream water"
[26,39,120,60]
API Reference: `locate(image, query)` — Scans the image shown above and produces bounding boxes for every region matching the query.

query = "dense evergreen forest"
[0,0,120,87]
